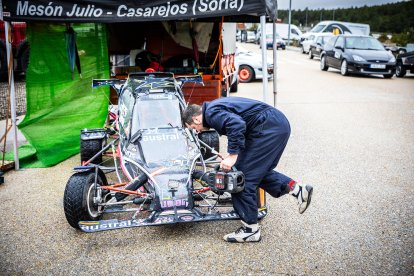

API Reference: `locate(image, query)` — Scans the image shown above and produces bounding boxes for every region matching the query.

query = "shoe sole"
[226,236,262,243]
[299,185,313,214]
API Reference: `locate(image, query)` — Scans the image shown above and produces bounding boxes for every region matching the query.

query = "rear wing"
[92,79,126,94]
[175,75,204,86]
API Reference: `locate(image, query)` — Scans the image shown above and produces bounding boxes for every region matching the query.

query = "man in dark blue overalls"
[184,97,313,243]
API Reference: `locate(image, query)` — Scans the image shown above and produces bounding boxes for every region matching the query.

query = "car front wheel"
[395,62,406,77]
[320,55,329,71]
[340,60,349,76]
[63,171,107,229]
[308,50,314,59]
[238,65,254,83]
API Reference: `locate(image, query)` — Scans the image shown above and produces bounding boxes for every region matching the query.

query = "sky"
[277,0,407,10]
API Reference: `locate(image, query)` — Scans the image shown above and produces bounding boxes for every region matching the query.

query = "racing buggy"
[63,72,267,232]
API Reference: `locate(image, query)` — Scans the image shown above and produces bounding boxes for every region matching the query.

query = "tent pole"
[260,16,268,103]
[4,21,20,170]
[272,21,277,107]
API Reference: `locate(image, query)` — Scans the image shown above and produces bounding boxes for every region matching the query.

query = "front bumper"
[348,62,396,75]
[255,66,274,79]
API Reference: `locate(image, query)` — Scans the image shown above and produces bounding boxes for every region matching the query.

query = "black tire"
[230,80,238,93]
[63,171,107,229]
[340,60,349,76]
[80,138,105,164]
[17,41,30,73]
[308,50,314,59]
[238,65,254,83]
[221,86,228,97]
[0,41,7,82]
[198,130,220,160]
[320,55,329,71]
[395,62,406,78]
[383,74,393,79]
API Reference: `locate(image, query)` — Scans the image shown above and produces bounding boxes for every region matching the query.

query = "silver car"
[235,45,273,83]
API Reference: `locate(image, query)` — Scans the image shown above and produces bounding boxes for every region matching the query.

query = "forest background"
[265,1,414,46]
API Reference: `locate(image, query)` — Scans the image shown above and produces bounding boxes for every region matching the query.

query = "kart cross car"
[63,72,267,232]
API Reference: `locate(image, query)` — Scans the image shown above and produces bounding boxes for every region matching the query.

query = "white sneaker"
[223,222,261,243]
[293,183,313,214]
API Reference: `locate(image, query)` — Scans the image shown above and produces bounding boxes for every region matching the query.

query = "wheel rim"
[396,65,401,75]
[341,60,347,75]
[309,51,312,58]
[87,183,102,218]
[320,57,325,69]
[239,68,250,81]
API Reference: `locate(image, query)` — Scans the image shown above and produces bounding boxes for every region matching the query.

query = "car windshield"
[310,24,326,33]
[131,94,182,131]
[266,33,281,39]
[345,37,384,50]
[140,128,191,168]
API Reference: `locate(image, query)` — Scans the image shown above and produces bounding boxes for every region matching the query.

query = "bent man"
[183,97,313,243]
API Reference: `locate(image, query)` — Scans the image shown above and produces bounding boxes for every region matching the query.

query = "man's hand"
[220,154,238,172]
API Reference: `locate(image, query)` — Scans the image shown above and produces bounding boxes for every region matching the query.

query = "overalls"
[203,97,292,224]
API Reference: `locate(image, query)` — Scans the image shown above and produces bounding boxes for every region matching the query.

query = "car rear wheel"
[197,130,220,160]
[340,60,349,76]
[238,65,254,83]
[80,129,107,164]
[308,50,314,59]
[320,55,329,71]
[395,62,406,77]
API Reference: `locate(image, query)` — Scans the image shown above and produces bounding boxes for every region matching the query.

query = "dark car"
[265,33,286,50]
[308,33,334,59]
[320,35,396,78]
[395,44,414,77]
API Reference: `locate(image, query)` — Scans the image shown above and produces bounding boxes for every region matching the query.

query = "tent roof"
[1,0,277,23]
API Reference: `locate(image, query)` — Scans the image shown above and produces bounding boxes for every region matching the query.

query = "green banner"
[17,23,109,167]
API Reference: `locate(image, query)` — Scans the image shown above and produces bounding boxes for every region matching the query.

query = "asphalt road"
[1,43,413,275]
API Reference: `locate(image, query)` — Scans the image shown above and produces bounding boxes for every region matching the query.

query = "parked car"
[301,34,316,53]
[235,45,273,83]
[395,44,414,77]
[246,31,256,43]
[263,33,286,50]
[255,23,302,43]
[301,20,370,44]
[320,35,396,78]
[308,33,334,59]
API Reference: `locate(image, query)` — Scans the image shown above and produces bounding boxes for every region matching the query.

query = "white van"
[300,21,370,43]
[255,23,302,43]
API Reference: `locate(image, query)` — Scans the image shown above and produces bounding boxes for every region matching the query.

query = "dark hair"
[183,104,202,125]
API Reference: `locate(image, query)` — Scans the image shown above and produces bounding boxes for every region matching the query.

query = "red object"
[148,61,164,72]
[0,21,26,47]
[288,180,296,191]
[145,68,155,72]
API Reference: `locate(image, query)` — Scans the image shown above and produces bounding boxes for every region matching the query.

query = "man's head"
[183,104,208,132]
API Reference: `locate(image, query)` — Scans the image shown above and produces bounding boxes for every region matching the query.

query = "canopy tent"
[2,0,277,23]
[1,0,279,169]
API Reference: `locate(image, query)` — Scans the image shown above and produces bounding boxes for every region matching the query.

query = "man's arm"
[206,109,247,154]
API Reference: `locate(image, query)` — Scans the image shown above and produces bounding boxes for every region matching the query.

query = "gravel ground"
[0,45,413,275]
[0,81,26,120]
